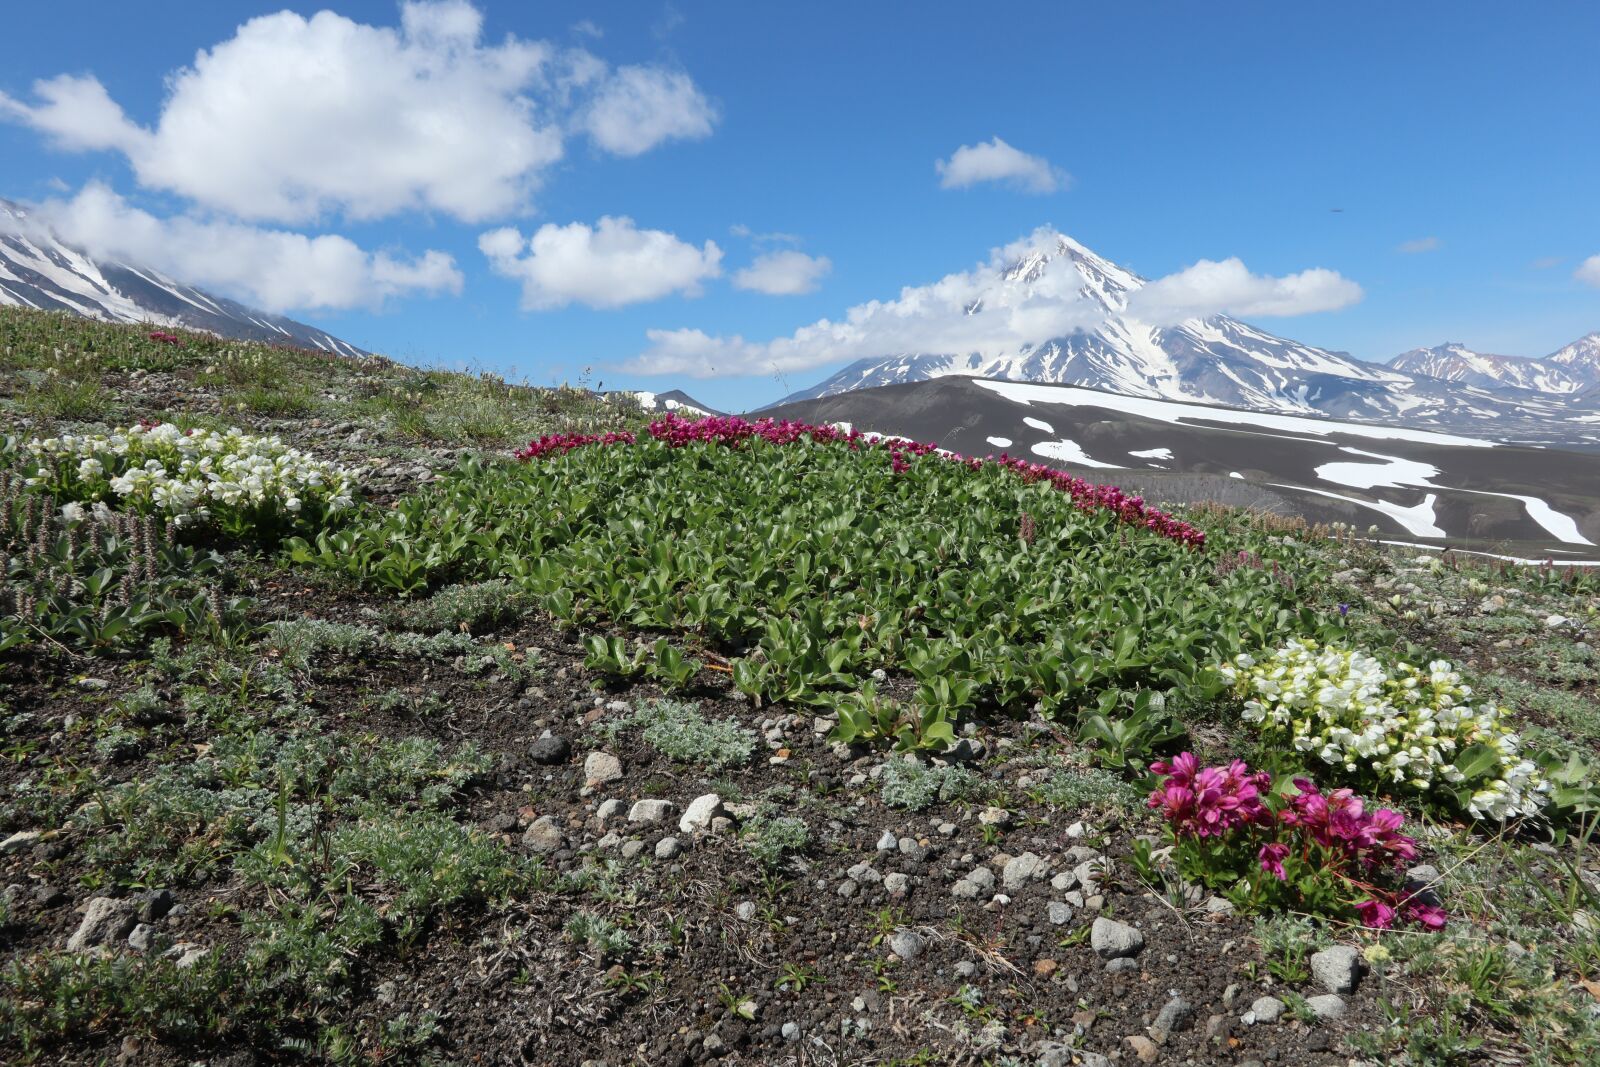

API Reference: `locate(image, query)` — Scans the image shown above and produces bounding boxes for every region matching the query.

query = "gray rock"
[837,880,859,899]
[781,1022,800,1041]
[529,734,571,765]
[1002,851,1048,890]
[1150,996,1194,1042]
[1050,871,1076,892]
[1035,1041,1075,1067]
[955,960,977,978]
[628,799,676,824]
[584,752,623,787]
[1246,996,1284,1024]
[596,831,622,850]
[1090,916,1144,960]
[736,901,757,921]
[847,862,882,885]
[876,830,898,851]
[1073,859,1107,894]
[1405,863,1443,908]
[521,816,563,853]
[596,798,626,825]
[139,888,175,922]
[620,840,646,860]
[897,837,927,862]
[966,865,996,892]
[1305,994,1346,1021]
[1310,944,1364,994]
[884,873,910,898]
[163,942,208,969]
[66,897,139,952]
[1047,902,1075,926]
[679,794,725,834]
[887,929,925,961]
[127,923,163,953]
[655,837,683,860]
[952,878,983,900]
[1105,957,1139,974]
[977,806,1010,827]
[1202,895,1235,916]
[0,830,41,854]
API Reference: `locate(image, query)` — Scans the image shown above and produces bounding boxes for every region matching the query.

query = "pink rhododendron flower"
[1356,899,1397,929]
[1148,753,1270,839]
[1403,902,1448,931]
[1258,842,1290,881]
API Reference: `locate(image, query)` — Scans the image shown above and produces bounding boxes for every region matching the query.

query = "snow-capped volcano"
[1388,341,1591,395]
[0,198,369,357]
[777,235,1465,419]
[772,233,1585,432]
[1548,332,1600,390]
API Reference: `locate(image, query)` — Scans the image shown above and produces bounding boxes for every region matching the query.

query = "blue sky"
[2,0,1597,411]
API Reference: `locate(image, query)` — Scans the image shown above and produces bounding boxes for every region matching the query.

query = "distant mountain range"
[0,198,369,357]
[773,232,1600,442]
[1387,338,1600,395]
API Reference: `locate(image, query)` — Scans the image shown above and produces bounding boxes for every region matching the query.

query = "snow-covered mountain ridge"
[774,233,1596,437]
[1388,340,1598,395]
[0,198,369,357]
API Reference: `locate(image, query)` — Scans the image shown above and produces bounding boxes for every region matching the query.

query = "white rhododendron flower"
[21,423,357,534]
[1225,638,1549,820]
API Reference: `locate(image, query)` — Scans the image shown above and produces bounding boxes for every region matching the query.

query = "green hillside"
[2,307,1598,1066]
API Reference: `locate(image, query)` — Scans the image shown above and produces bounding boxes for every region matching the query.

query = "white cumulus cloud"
[733,251,832,295]
[480,216,722,309]
[582,66,717,157]
[16,183,462,312]
[1397,236,1441,254]
[936,137,1068,194]
[1576,255,1600,288]
[1127,258,1363,321]
[624,229,1363,379]
[0,1,717,224]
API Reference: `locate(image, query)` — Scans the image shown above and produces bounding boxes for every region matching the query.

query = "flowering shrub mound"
[1150,753,1446,930]
[19,422,357,541]
[1220,639,1549,820]
[518,413,1206,548]
[297,414,1310,731]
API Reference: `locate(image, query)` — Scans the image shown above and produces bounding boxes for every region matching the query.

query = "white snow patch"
[976,380,1498,448]
[1128,447,1173,460]
[1029,439,1121,469]
[1023,416,1055,433]
[1314,447,1442,490]
[1272,484,1445,538]
[986,436,1013,449]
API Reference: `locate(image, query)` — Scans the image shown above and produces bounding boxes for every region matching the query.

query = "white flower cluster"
[22,423,356,530]
[1220,638,1549,821]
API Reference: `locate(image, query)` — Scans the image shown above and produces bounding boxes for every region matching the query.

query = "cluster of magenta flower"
[512,430,637,460]
[147,330,184,346]
[1149,753,1446,931]
[515,413,1205,548]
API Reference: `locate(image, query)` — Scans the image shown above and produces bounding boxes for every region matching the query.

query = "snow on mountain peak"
[0,195,369,356]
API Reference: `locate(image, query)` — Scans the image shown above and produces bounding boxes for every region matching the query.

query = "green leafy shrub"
[291,434,1315,732]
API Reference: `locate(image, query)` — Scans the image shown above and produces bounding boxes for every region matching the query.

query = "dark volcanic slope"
[764,376,1600,558]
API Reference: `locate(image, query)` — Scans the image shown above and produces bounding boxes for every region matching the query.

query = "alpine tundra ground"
[1,306,1598,1067]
